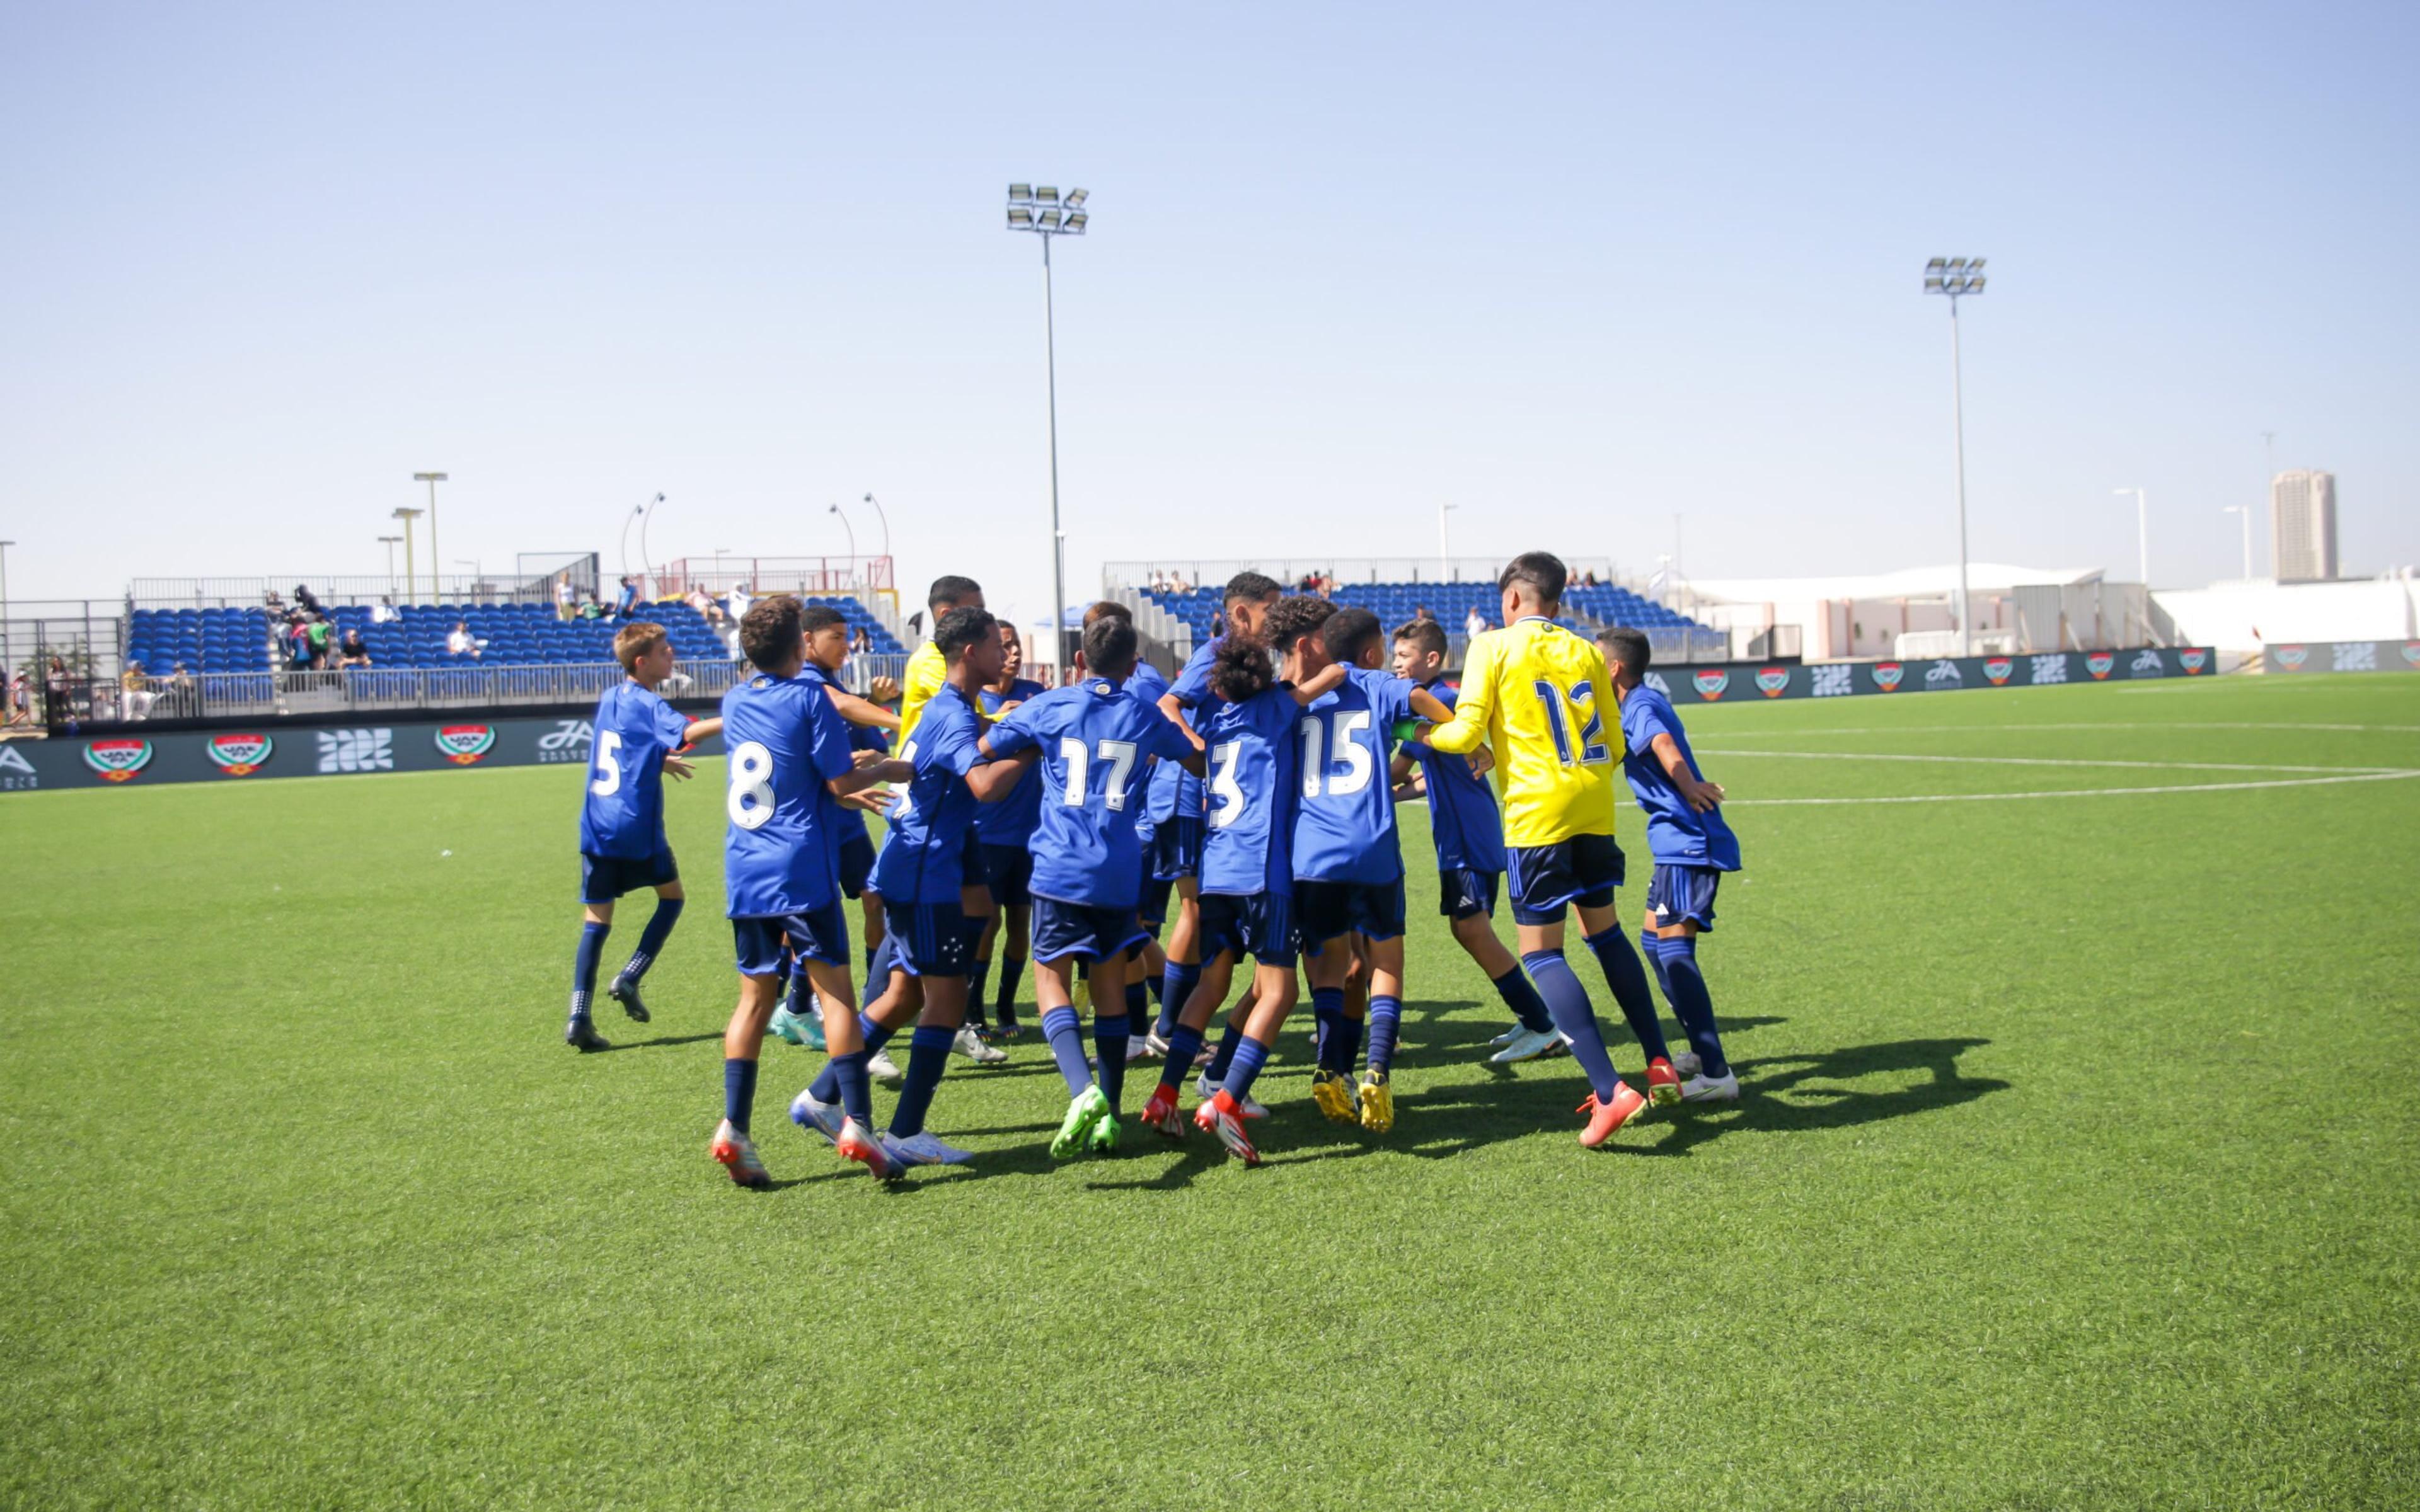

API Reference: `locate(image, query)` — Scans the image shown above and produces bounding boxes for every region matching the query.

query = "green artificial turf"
[3,672,2416,1509]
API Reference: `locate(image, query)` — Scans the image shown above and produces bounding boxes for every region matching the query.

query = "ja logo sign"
[537,719,594,764]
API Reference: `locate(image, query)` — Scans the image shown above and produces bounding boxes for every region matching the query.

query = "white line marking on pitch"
[1695,749,2409,775]
[1698,721,2420,736]
[1726,770,2420,806]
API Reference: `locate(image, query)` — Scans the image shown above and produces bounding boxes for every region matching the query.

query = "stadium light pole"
[2113,488,2148,587]
[1923,257,1986,655]
[0,539,14,680]
[827,501,858,578]
[412,472,447,601]
[1006,182,1089,673]
[619,493,662,597]
[390,507,423,604]
[377,535,403,597]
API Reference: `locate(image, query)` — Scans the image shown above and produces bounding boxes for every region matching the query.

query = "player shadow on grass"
[596,1031,725,1053]
[1611,1036,2007,1159]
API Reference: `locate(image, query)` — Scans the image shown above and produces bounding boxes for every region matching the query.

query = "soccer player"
[1141,597,1349,1166]
[1081,600,1175,1059]
[566,621,722,1051]
[1599,627,1741,1102]
[712,596,912,1186]
[895,574,1003,1064]
[1294,607,1456,1133]
[1417,553,1681,1148]
[972,621,1047,1039]
[980,615,1204,1158]
[1150,572,1284,1053]
[789,606,1036,1170]
[1388,618,1562,1064]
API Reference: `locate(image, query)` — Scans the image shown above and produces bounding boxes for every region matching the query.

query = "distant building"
[2271,470,2338,583]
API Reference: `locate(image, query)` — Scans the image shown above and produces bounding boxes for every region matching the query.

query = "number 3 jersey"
[1292,667,1418,885]
[1197,683,1308,900]
[1424,617,1622,847]
[580,680,696,859]
[984,678,1198,909]
[720,672,858,918]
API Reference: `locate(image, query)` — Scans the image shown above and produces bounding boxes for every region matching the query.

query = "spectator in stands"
[294,583,323,616]
[1211,607,1225,638]
[286,616,313,669]
[1414,604,1436,622]
[684,585,714,617]
[304,615,333,670]
[577,595,604,621]
[447,620,481,659]
[1580,568,1599,588]
[726,580,752,624]
[1150,570,1169,593]
[336,629,372,668]
[46,656,69,711]
[556,577,577,621]
[120,662,153,721]
[372,595,401,624]
[6,669,30,726]
[264,588,286,614]
[1170,571,1192,594]
[1465,604,1490,638]
[616,575,639,616]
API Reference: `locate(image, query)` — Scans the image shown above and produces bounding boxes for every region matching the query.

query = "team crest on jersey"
[2273,646,2308,670]
[1872,662,1904,691]
[435,724,497,764]
[2086,651,2115,679]
[1692,670,1729,701]
[83,738,154,781]
[1983,657,2014,685]
[2180,648,2208,674]
[1755,668,1790,697]
[205,733,274,776]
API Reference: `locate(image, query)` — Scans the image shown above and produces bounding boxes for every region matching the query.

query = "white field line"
[1699,721,2420,736]
[1722,770,2420,808]
[1694,748,2409,776]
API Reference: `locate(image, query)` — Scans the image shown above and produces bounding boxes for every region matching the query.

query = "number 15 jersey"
[1292,667,1417,885]
[1422,617,1620,847]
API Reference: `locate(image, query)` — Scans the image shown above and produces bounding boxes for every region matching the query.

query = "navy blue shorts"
[582,848,677,904]
[958,827,988,893]
[1294,878,1407,947]
[1646,864,1723,931]
[1198,891,1298,966]
[731,902,850,976]
[1438,867,1501,920]
[1030,896,1150,964]
[1151,815,1206,882]
[837,833,876,900]
[1506,834,1627,926]
[982,842,1035,907]
[880,898,972,978]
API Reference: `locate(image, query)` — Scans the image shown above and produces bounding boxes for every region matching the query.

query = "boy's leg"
[996,902,1030,1033]
[889,973,968,1143]
[1656,922,1732,1085]
[1517,915,1627,1104]
[1452,910,1555,1037]
[1580,908,1673,1067]
[968,910,1000,1029]
[567,900,614,1048]
[614,880,686,992]
[1363,936,1407,1078]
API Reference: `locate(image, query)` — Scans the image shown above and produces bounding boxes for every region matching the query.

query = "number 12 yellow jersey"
[1423,617,1620,848]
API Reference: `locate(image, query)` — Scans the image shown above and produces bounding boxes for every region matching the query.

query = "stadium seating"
[1138,579,1702,641]
[125,597,903,675]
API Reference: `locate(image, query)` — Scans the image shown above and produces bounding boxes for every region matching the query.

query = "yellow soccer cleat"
[1310,1068,1361,1125]
[1357,1070,1394,1134]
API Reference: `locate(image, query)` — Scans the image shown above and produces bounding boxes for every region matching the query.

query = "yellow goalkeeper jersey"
[1423,616,1620,847]
[896,639,947,742]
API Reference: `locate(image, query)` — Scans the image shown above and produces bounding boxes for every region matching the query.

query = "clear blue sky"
[4,1,2413,619]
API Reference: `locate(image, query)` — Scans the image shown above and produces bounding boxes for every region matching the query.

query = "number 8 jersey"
[1292,667,1418,885]
[1423,617,1622,847]
[719,672,857,918]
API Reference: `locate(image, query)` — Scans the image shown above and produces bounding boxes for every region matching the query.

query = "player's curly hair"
[739,595,804,672]
[935,605,998,661]
[1208,635,1275,704]
[1260,595,1336,658]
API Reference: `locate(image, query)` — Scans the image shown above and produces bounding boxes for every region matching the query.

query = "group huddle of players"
[564,551,1743,1184]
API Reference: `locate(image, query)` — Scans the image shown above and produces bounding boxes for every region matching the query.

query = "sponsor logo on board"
[2086,651,2115,679]
[1872,662,1904,691]
[2273,646,2308,670]
[1983,657,2014,685]
[435,724,498,764]
[1809,665,1852,697]
[1755,668,1790,697]
[2403,642,2420,667]
[2131,649,2165,677]
[1692,670,1729,701]
[83,738,154,782]
[536,719,594,764]
[0,744,39,790]
[1926,659,1962,686]
[2031,654,2068,685]
[2180,648,2208,674]
[205,733,275,776]
[317,728,394,773]
[2333,642,2377,672]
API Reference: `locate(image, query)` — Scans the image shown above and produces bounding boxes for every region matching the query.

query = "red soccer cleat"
[1645,1057,1683,1107]
[1192,1091,1260,1166]
[835,1117,900,1181]
[1141,1087,1188,1142]
[1577,1082,1651,1148]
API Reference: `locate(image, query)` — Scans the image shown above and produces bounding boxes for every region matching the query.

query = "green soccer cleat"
[1051,1084,1114,1160]
[1086,1112,1121,1154]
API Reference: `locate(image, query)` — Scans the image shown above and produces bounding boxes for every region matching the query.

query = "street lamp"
[412,472,447,601]
[827,503,857,589]
[861,492,892,561]
[1006,180,1091,673]
[1,539,14,680]
[390,507,424,603]
[2113,488,2148,588]
[1923,257,1987,655]
[619,493,663,595]
[377,535,403,598]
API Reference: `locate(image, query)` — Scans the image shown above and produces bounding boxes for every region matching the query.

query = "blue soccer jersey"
[799,663,889,848]
[986,677,1198,909]
[1293,667,1417,885]
[579,680,696,859]
[871,683,988,905]
[1618,682,1741,870]
[720,672,857,917]
[974,678,1049,846]
[1400,679,1507,874]
[1154,642,1218,827]
[1197,682,1305,899]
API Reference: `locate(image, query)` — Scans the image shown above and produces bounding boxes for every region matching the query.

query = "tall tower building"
[2271,470,2338,583]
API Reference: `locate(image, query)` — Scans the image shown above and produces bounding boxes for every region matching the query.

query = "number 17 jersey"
[986,679,1197,909]
[1423,617,1620,847]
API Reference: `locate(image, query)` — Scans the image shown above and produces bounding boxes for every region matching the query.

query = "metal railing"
[1106,556,1625,592]
[130,573,568,611]
[657,556,895,600]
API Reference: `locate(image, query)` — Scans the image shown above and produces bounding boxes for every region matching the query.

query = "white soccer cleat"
[1487,1026,1522,1048]
[886,1130,974,1166]
[1194,1072,1267,1120]
[1668,1048,1703,1079]
[1487,1026,1562,1065]
[1143,1030,1173,1057]
[789,1089,846,1145]
[1679,1070,1739,1102]
[952,1026,1008,1063]
[868,1048,904,1084]
[1125,1034,1156,1063]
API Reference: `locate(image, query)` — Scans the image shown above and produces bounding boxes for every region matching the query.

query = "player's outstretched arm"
[1422,637,1496,754]
[1650,733,1724,811]
[681,717,723,747]
[823,687,901,733]
[1287,663,1349,706]
[830,757,911,797]
[1407,685,1455,725]
[965,747,1041,802]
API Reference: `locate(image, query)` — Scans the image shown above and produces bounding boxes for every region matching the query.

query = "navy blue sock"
[1658,935,1731,1079]
[1042,1005,1093,1097]
[887,1024,957,1138]
[1223,1033,1273,1105]
[1523,948,1621,1102]
[1367,995,1402,1076]
[1124,978,1148,1029]
[722,1057,759,1133]
[1156,1024,1205,1094]
[829,1049,874,1129]
[967,956,994,1027]
[570,920,610,1022]
[996,954,1027,1021]
[810,1013,893,1102]
[1492,966,1555,1035]
[1158,963,1200,1038]
[1093,1012,1131,1110]
[1311,987,1347,1072]
[1641,929,1676,1004]
[621,896,683,983]
[1206,1022,1245,1084]
[1585,926,1671,1063]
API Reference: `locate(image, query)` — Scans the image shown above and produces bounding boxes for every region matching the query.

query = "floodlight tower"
[412,472,448,601]
[1923,258,1986,654]
[1006,182,1090,671]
